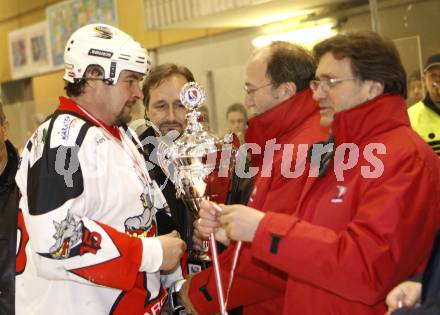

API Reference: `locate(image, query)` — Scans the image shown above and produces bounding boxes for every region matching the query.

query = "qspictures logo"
[52,119,387,189]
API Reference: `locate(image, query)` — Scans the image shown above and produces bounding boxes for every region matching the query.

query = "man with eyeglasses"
[180,41,328,314]
[190,32,440,315]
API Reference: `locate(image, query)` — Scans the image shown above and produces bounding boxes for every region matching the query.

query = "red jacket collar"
[245,88,318,147]
[244,88,319,168]
[58,96,121,140]
[331,94,409,146]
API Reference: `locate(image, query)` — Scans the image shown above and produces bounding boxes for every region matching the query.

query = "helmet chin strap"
[80,77,114,85]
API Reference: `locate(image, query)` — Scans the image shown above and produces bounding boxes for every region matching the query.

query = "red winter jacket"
[251,95,440,314]
[188,89,328,314]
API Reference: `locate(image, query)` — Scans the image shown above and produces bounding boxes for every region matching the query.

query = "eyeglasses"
[310,77,357,93]
[243,82,272,96]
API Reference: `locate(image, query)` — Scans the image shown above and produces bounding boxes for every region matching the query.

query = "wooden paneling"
[116,0,230,49]
[0,0,60,83]
[160,29,208,46]
[117,0,145,43]
[0,18,19,82]
[0,0,232,84]
[208,27,236,36]
[0,0,59,22]
[17,7,46,26]
[117,0,160,48]
[17,0,50,13]
[31,70,65,115]
[0,0,18,21]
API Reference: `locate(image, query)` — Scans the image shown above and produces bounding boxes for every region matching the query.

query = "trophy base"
[187,256,212,275]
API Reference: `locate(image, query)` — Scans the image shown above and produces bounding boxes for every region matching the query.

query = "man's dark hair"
[226,103,248,121]
[64,65,105,97]
[264,41,316,92]
[142,63,195,108]
[313,31,407,98]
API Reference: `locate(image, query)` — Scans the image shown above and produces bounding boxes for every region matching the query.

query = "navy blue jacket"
[393,228,440,315]
[0,140,19,315]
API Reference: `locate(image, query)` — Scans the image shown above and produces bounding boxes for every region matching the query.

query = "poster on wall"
[8,21,53,80]
[46,0,118,69]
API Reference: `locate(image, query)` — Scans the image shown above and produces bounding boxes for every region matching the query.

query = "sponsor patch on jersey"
[59,116,76,140]
[96,136,107,145]
[88,48,113,59]
[29,121,50,167]
[51,114,85,148]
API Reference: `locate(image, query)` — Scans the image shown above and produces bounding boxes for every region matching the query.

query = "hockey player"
[15,24,186,315]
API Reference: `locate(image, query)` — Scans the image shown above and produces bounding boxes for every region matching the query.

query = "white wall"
[157,27,258,135]
[155,0,440,136]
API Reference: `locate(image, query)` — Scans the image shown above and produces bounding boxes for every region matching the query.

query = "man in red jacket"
[197,31,440,315]
[180,42,328,314]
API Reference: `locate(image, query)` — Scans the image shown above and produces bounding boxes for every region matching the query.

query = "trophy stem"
[164,81,238,314]
[210,232,227,315]
[185,110,204,133]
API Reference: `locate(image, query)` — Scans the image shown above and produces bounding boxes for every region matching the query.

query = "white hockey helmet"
[63,23,151,85]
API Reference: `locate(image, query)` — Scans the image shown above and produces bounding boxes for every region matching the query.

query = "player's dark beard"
[115,100,136,126]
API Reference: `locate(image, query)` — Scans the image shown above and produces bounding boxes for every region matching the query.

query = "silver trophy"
[158,82,239,314]
[158,82,238,273]
[157,82,238,276]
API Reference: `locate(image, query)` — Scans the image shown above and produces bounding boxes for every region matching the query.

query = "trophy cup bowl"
[158,82,238,275]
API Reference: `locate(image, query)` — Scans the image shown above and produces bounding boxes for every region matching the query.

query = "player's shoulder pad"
[49,112,92,148]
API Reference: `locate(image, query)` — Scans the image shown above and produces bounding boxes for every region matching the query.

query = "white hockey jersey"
[15,97,177,315]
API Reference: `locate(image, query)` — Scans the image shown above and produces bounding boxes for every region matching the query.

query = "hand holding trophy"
[158,82,238,315]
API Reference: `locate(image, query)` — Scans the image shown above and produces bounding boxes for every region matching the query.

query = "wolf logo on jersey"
[50,210,83,258]
[43,210,103,259]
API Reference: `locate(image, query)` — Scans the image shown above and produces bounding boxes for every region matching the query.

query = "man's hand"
[194,200,230,246]
[179,276,198,314]
[219,204,265,242]
[157,230,186,271]
[385,281,421,314]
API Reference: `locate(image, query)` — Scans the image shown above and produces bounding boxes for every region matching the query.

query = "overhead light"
[252,21,336,49]
[251,10,312,26]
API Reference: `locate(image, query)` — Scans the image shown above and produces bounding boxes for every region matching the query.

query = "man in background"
[140,63,253,314]
[140,63,253,267]
[409,53,440,156]
[407,70,423,107]
[0,101,19,315]
[226,103,248,143]
[139,63,194,256]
